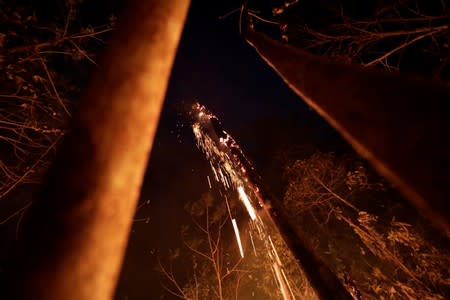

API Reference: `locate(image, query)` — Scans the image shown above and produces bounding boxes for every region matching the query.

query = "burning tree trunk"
[8,1,190,299]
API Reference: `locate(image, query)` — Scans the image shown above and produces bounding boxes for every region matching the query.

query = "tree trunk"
[10,1,190,299]
[245,28,450,237]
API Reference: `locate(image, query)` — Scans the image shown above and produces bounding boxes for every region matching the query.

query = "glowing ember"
[207,175,212,189]
[273,263,292,300]
[189,101,305,299]
[232,218,244,258]
[238,186,257,221]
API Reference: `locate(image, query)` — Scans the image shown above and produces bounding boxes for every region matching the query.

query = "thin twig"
[15,201,30,240]
[219,7,260,20]
[69,27,115,39]
[68,39,98,65]
[0,201,31,225]
[39,57,71,116]
[218,8,241,20]
[63,4,73,38]
[365,26,448,66]
[185,240,213,262]
[157,258,188,299]
[0,135,61,199]
[310,172,358,210]
[248,12,279,25]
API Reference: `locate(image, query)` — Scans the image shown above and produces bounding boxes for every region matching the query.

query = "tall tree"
[5,1,190,299]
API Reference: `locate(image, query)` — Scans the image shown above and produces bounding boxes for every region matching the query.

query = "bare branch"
[365,26,449,66]
[39,57,71,116]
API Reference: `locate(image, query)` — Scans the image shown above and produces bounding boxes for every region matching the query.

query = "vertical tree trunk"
[11,1,190,299]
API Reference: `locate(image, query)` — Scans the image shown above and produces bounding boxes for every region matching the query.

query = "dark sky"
[115,1,342,299]
[161,1,308,128]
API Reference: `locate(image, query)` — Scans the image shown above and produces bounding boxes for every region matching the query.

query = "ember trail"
[189,102,308,300]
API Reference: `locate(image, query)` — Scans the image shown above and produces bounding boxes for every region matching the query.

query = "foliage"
[0,0,114,202]
[283,151,450,299]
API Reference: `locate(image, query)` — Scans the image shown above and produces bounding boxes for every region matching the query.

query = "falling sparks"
[207,175,212,189]
[249,230,257,256]
[190,102,258,193]
[273,263,292,300]
[281,268,297,300]
[189,102,300,299]
[238,186,257,221]
[232,218,244,258]
[269,235,282,266]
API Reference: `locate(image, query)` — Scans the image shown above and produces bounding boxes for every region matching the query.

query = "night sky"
[114,1,343,299]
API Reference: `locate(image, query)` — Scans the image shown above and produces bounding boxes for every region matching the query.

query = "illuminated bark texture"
[246,29,450,237]
[10,1,190,299]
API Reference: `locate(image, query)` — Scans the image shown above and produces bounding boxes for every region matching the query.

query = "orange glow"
[273,263,291,300]
[232,218,244,258]
[238,186,257,220]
